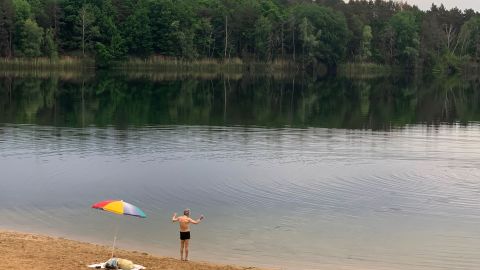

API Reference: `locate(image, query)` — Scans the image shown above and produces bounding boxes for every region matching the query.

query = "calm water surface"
[0,73,480,269]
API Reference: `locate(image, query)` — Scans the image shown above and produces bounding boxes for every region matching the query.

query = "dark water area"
[1,72,479,130]
[0,72,480,270]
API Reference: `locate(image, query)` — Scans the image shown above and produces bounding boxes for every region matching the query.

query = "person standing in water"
[172,209,204,261]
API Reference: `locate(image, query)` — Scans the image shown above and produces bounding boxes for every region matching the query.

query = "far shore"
[0,56,297,74]
[0,230,268,270]
[4,56,480,79]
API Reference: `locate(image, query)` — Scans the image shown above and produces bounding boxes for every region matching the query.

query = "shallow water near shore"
[1,73,480,269]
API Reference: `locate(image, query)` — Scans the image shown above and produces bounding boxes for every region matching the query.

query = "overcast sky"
[402,0,480,11]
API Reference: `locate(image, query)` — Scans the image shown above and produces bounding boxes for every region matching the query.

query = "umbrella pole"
[111,223,119,258]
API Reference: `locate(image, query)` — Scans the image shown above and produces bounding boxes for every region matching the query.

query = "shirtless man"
[172,209,204,261]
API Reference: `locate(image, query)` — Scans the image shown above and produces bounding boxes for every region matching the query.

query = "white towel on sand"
[87,262,146,270]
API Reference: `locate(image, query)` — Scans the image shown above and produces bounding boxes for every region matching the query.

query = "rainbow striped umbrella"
[91,200,146,258]
[92,200,147,218]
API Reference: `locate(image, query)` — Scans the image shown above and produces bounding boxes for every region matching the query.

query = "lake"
[0,72,479,269]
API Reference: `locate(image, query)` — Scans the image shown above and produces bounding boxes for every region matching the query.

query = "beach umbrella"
[92,200,146,257]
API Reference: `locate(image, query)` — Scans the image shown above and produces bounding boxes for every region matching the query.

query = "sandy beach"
[0,231,266,270]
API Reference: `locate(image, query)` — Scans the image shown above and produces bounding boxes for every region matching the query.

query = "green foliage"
[2,0,480,73]
[12,0,32,22]
[12,0,32,54]
[171,20,197,59]
[254,16,273,60]
[43,27,57,59]
[194,18,214,57]
[298,17,319,67]
[387,11,421,67]
[345,14,364,59]
[0,0,15,57]
[291,4,349,69]
[432,52,464,76]
[149,0,196,57]
[122,1,152,56]
[92,0,119,46]
[18,18,43,57]
[457,16,480,59]
[95,32,126,68]
[361,25,372,60]
[76,4,98,56]
[94,43,111,68]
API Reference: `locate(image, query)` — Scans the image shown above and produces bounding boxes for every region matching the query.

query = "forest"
[0,0,480,72]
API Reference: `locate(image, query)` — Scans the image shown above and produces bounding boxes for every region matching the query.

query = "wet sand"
[0,231,266,270]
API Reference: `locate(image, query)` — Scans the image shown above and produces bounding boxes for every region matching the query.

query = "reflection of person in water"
[172,209,204,261]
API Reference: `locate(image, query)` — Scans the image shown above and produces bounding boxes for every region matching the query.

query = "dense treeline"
[0,0,479,72]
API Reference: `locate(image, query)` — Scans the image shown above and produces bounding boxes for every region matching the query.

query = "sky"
[402,0,480,11]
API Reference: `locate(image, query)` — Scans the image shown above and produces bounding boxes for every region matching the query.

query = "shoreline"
[0,230,268,270]
[0,57,297,73]
[2,57,480,79]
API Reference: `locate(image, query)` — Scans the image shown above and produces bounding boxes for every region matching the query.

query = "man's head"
[183,209,190,216]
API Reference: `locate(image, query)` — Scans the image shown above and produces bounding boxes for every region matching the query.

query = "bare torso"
[172,211,203,261]
[177,215,192,232]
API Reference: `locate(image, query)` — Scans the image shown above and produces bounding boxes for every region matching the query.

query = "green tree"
[387,11,421,67]
[171,20,197,59]
[194,17,214,57]
[2,0,480,72]
[18,18,43,57]
[95,32,126,68]
[12,0,32,56]
[298,17,319,67]
[44,0,61,36]
[76,4,98,56]
[27,0,48,28]
[12,0,31,22]
[419,9,444,68]
[57,0,81,50]
[149,0,181,56]
[149,0,199,58]
[44,27,57,59]
[345,14,364,60]
[291,4,349,72]
[0,0,15,57]
[122,1,152,56]
[92,0,120,47]
[361,25,373,60]
[457,16,480,60]
[109,32,127,60]
[254,16,273,60]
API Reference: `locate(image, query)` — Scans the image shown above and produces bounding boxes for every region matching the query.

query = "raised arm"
[189,215,204,224]
[172,213,178,222]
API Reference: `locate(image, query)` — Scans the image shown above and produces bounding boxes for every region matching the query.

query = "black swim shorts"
[180,231,191,240]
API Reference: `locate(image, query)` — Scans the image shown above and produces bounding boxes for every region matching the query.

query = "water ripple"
[1,123,480,269]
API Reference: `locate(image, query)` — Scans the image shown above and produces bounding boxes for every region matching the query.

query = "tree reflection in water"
[0,72,479,130]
